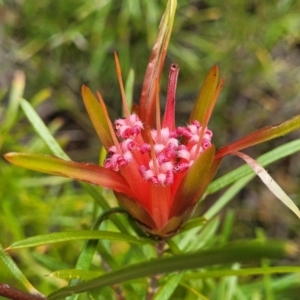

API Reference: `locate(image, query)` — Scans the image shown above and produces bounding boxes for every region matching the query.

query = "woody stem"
[0,284,46,300]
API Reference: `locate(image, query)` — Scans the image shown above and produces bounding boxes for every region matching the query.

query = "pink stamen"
[140,143,151,154]
[147,130,159,174]
[173,162,190,173]
[114,114,143,139]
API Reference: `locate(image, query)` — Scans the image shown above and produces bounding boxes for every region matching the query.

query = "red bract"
[4,0,300,238]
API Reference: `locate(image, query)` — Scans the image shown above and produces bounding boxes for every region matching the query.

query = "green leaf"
[233,151,300,219]
[153,273,183,300]
[0,243,41,295]
[20,98,69,160]
[4,153,131,195]
[205,175,254,220]
[66,210,129,300]
[179,217,220,251]
[184,266,300,280]
[180,217,207,232]
[73,208,128,272]
[3,71,25,132]
[125,68,135,114]
[166,240,182,255]
[7,230,153,250]
[49,269,102,281]
[47,240,296,300]
[240,272,300,293]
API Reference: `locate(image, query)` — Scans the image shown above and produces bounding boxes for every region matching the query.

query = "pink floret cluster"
[104,114,213,186]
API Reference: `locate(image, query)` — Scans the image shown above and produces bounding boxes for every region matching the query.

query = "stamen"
[140,143,151,154]
[165,171,174,185]
[173,162,190,173]
[114,114,143,139]
[147,130,159,174]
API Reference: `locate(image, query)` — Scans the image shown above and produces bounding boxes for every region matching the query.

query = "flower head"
[4,0,300,238]
[88,57,217,235]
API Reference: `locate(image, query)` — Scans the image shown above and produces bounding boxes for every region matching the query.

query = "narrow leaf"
[233,151,300,219]
[139,0,177,128]
[170,146,215,217]
[67,209,128,298]
[72,208,129,273]
[215,115,300,160]
[204,175,253,220]
[81,85,113,148]
[183,266,300,280]
[0,243,40,295]
[47,240,296,300]
[20,99,69,160]
[4,153,131,195]
[7,230,153,250]
[154,273,183,300]
[124,68,135,114]
[180,217,207,232]
[4,70,25,131]
[49,270,102,281]
[188,65,219,124]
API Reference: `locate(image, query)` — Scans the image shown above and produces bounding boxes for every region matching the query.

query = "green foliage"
[1,0,300,299]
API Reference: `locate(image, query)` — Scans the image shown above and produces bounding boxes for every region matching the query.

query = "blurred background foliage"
[1,0,300,298]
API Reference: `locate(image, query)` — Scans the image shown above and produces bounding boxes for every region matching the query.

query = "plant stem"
[146,240,166,300]
[0,284,46,300]
[101,257,125,300]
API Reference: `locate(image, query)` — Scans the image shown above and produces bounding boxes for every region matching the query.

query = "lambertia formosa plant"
[3,0,300,299]
[4,0,300,240]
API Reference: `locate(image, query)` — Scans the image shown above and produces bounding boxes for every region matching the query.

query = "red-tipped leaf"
[215,115,300,160]
[4,153,131,195]
[188,65,219,124]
